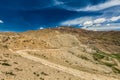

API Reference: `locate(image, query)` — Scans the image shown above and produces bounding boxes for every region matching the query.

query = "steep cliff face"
[0,27,120,80]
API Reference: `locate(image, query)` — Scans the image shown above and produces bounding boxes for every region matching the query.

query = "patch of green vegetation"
[92,49,120,74]
[92,50,116,66]
[110,54,120,61]
[92,48,106,60]
[93,52,106,61]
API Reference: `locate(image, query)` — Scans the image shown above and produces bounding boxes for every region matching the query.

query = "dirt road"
[15,50,119,80]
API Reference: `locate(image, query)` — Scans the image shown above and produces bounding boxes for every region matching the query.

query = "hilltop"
[0,27,120,80]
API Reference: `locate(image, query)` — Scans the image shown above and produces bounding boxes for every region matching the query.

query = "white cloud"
[94,18,106,24]
[107,24,111,26]
[83,21,93,26]
[85,26,120,31]
[0,20,4,23]
[95,24,101,27]
[61,15,120,31]
[61,17,107,27]
[110,16,120,21]
[53,0,64,5]
[77,0,120,11]
[39,27,44,30]
[61,17,92,25]
[61,16,120,27]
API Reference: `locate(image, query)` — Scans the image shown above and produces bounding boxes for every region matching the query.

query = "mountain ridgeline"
[0,27,120,80]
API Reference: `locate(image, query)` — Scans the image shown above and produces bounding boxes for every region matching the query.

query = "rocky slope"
[0,27,120,80]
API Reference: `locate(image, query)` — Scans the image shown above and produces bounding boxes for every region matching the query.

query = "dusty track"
[15,50,119,80]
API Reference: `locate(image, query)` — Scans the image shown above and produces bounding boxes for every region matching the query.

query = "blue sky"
[0,0,120,32]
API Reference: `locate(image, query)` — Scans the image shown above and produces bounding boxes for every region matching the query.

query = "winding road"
[15,49,119,80]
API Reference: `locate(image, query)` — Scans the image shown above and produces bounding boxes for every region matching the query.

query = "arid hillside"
[0,27,120,80]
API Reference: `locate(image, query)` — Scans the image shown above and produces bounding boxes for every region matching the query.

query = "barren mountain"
[0,27,120,80]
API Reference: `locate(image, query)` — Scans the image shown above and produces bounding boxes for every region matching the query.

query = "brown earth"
[0,27,120,80]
